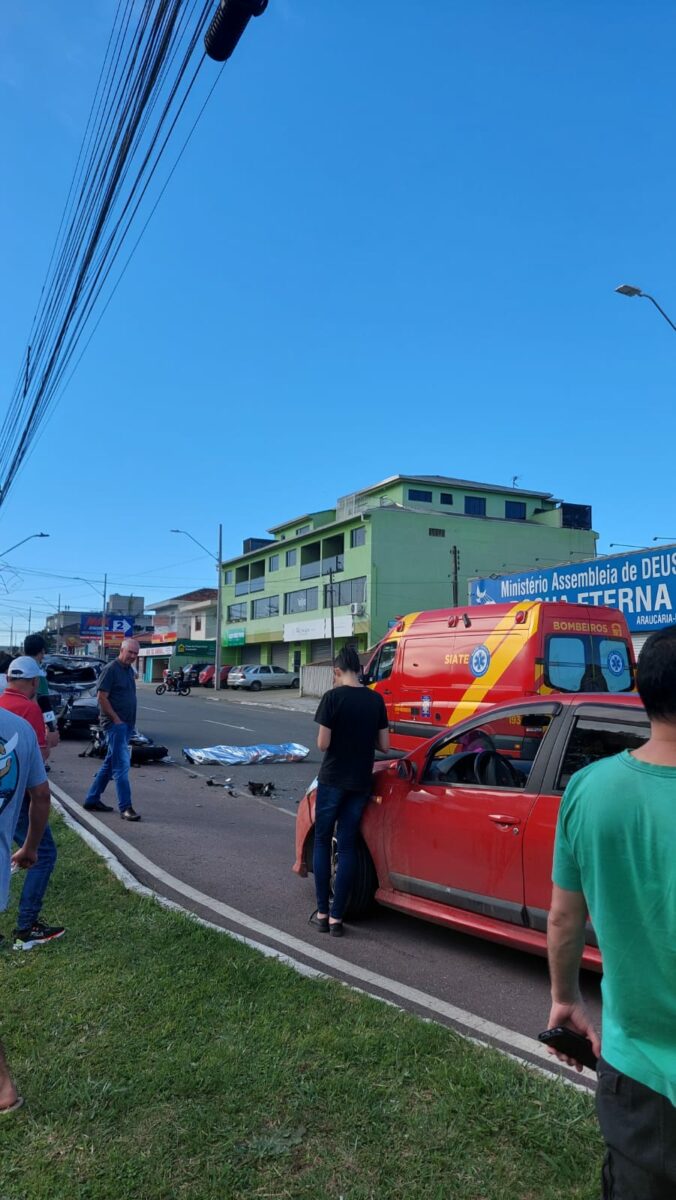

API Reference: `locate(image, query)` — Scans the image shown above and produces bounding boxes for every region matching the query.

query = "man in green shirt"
[547,626,676,1198]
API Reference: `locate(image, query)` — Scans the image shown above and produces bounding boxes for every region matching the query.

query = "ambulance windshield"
[545,635,633,694]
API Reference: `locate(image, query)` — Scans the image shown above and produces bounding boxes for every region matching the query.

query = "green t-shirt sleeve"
[552,787,583,892]
[37,675,49,697]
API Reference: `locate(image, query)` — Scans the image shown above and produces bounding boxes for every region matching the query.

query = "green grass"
[0,816,603,1200]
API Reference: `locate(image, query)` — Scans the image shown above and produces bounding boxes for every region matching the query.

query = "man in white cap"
[0,657,65,950]
[0,700,51,1113]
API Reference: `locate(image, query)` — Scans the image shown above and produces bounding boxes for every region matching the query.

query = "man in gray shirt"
[0,706,50,1113]
[83,639,141,821]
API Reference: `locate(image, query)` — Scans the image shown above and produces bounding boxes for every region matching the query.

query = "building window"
[440,493,453,505]
[408,488,432,503]
[227,602,247,622]
[296,524,310,535]
[251,595,279,620]
[285,548,297,567]
[224,569,234,585]
[284,587,319,615]
[249,561,265,593]
[428,528,445,538]
[465,496,486,517]
[195,616,202,632]
[505,500,527,521]
[350,526,366,548]
[269,554,280,571]
[324,576,366,607]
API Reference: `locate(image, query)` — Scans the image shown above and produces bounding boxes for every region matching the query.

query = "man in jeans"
[546,625,676,1197]
[0,657,65,950]
[0,706,50,1112]
[84,639,141,822]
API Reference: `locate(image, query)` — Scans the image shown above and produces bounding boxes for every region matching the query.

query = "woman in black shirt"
[311,646,389,936]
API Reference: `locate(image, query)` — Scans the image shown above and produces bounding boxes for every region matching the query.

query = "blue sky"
[1,1,676,638]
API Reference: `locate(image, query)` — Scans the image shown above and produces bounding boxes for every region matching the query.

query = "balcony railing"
[249,577,265,593]
[322,555,344,575]
[234,581,249,596]
[299,562,320,580]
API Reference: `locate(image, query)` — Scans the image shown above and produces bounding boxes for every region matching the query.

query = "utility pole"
[9,616,13,651]
[328,568,336,663]
[28,606,32,635]
[215,523,223,692]
[451,546,459,607]
[57,592,61,651]
[100,572,108,660]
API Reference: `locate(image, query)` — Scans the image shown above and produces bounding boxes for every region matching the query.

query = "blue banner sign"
[470,546,676,633]
[79,613,134,637]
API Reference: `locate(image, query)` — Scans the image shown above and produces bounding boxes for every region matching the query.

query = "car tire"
[304,830,377,919]
[340,835,378,919]
[250,680,262,692]
[155,684,166,695]
[288,678,299,689]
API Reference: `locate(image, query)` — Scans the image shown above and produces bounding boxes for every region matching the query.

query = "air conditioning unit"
[350,603,366,617]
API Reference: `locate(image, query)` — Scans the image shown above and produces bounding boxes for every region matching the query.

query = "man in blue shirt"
[83,639,141,821]
[0,707,51,1114]
[546,626,676,1197]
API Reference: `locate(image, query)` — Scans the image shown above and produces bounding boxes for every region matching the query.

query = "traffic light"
[204,0,268,63]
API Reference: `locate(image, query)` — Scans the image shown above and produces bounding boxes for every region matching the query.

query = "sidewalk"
[137,680,318,713]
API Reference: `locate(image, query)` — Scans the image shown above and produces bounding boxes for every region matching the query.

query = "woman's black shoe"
[329,921,344,937]
[308,910,329,933]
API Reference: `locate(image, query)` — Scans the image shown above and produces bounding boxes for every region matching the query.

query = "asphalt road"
[51,683,602,1089]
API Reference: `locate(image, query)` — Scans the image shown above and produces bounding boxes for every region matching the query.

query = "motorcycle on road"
[156,672,191,697]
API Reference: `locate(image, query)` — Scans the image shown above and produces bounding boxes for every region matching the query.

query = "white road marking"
[204,719,255,732]
[140,705,166,712]
[207,697,313,715]
[49,779,593,1092]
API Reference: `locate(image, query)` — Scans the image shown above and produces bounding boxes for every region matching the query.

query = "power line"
[0,0,237,507]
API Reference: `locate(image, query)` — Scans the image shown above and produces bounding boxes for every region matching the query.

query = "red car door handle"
[489,813,520,827]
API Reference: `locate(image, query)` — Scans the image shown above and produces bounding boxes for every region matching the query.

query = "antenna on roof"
[511,475,520,488]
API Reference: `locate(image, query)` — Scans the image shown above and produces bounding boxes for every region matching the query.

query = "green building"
[220,474,597,670]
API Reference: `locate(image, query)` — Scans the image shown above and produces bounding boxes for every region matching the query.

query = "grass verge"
[1,815,602,1200]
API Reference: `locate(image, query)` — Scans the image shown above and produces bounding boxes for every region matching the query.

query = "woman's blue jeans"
[85,723,132,812]
[313,784,369,920]
[13,794,57,931]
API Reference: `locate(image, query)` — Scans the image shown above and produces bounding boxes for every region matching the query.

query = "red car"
[293,693,648,969]
[198,664,232,688]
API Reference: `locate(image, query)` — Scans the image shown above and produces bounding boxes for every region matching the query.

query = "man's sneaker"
[12,922,66,951]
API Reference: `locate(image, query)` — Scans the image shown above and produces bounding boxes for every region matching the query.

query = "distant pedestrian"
[0,657,65,950]
[84,639,141,821]
[310,646,389,936]
[23,634,60,752]
[0,705,51,1113]
[546,625,676,1198]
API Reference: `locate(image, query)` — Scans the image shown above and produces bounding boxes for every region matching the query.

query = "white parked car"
[227,665,299,691]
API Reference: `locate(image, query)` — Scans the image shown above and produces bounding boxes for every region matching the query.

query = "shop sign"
[283,616,353,642]
[175,639,215,656]
[470,544,676,632]
[225,629,246,646]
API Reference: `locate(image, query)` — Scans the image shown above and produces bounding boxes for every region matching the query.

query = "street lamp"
[171,526,223,691]
[0,532,49,557]
[609,542,644,550]
[653,536,676,543]
[615,284,676,334]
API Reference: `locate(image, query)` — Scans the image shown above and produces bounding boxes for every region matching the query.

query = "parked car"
[228,664,299,691]
[293,693,649,969]
[181,662,211,687]
[198,664,232,688]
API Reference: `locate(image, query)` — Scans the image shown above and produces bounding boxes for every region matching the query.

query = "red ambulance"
[363,600,636,752]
